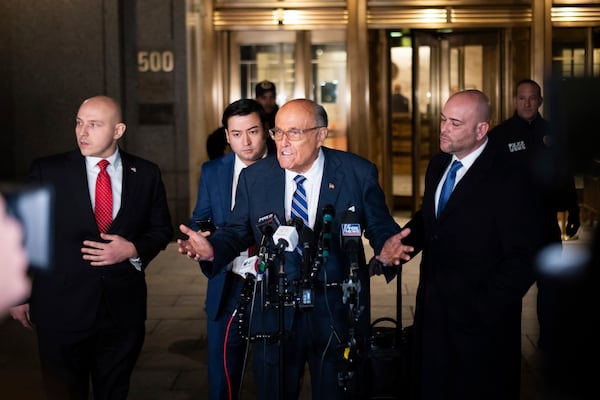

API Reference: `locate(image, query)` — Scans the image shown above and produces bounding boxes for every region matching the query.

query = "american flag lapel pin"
[329,183,335,190]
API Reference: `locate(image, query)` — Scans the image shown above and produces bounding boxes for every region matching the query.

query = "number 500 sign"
[137,51,174,72]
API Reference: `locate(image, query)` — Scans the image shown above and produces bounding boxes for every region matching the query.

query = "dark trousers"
[207,277,247,400]
[36,302,145,400]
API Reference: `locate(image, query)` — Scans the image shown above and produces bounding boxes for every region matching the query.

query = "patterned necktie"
[437,160,462,218]
[291,175,309,226]
[95,159,113,233]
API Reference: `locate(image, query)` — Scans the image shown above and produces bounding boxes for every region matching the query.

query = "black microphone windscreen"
[257,212,280,236]
[291,217,304,232]
[300,224,315,246]
[323,204,335,219]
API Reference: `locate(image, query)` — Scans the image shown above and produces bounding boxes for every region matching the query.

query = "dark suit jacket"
[27,149,173,334]
[204,147,401,339]
[189,152,236,321]
[404,143,543,399]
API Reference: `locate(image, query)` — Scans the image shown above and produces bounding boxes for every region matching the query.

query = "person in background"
[177,98,410,400]
[380,90,543,399]
[255,80,279,131]
[189,98,270,400]
[488,78,580,242]
[206,126,229,161]
[255,80,278,155]
[487,78,580,352]
[0,194,29,316]
[10,95,173,400]
[391,83,409,113]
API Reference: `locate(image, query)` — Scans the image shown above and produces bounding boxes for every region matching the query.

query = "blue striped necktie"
[437,160,462,218]
[291,174,309,226]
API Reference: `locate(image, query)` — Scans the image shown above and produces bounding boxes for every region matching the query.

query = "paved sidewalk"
[0,216,595,399]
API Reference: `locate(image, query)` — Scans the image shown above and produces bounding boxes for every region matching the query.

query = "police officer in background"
[255,80,279,155]
[255,80,279,131]
[488,78,580,244]
[487,78,580,351]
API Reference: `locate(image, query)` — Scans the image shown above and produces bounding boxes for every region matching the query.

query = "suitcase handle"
[370,317,397,329]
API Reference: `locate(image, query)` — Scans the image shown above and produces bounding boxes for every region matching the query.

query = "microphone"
[320,204,335,260]
[340,210,362,271]
[273,225,299,252]
[340,210,363,308]
[256,213,280,274]
[236,256,259,338]
[257,212,280,237]
[290,216,304,232]
[232,255,259,279]
[290,217,312,258]
[299,223,315,260]
[295,219,317,309]
[293,218,314,270]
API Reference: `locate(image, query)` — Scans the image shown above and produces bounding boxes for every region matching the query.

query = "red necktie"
[95,159,113,233]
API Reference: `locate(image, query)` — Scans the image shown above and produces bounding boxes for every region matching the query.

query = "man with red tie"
[10,95,173,400]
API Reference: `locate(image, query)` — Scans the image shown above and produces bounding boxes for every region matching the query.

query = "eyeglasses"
[268,126,324,141]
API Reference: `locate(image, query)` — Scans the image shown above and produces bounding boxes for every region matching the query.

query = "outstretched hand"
[177,224,214,261]
[376,228,413,266]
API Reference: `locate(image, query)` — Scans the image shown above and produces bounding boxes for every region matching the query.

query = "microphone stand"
[237,234,270,341]
[264,245,287,399]
[275,246,287,400]
[339,247,364,399]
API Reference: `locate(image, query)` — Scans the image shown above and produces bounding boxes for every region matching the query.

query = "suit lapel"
[264,157,286,221]
[115,151,137,229]
[65,151,98,231]
[439,144,495,219]
[219,153,235,216]
[316,148,342,230]
[424,153,450,224]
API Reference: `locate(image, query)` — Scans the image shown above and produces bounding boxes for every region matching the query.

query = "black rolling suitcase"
[368,264,414,400]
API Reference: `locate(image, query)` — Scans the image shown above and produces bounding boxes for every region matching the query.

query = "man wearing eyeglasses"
[178,98,412,400]
[188,98,271,400]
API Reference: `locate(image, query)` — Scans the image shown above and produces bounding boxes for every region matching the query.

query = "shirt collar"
[86,148,121,171]
[233,147,268,175]
[453,138,487,171]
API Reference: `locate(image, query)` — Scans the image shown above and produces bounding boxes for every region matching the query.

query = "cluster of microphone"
[235,205,365,340]
[233,206,368,392]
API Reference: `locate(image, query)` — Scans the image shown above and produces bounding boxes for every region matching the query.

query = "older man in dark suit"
[383,90,544,399]
[178,99,411,400]
[10,95,173,400]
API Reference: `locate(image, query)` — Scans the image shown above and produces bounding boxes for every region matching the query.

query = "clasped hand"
[81,233,138,266]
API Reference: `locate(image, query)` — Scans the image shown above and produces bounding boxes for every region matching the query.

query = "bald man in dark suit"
[385,90,544,399]
[11,95,173,400]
